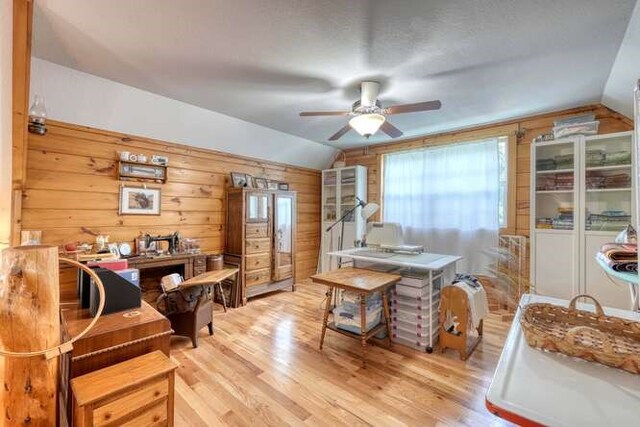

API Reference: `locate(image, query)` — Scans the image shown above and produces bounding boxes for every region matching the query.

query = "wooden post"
[0,245,59,425]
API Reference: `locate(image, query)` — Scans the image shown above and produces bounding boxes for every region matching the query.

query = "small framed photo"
[119,185,161,215]
[231,172,249,188]
[278,182,289,191]
[267,180,279,190]
[254,178,267,189]
[245,174,254,188]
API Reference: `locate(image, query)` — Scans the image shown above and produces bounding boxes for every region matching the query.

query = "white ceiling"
[33,0,637,149]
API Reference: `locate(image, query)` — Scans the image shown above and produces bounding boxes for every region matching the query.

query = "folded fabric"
[596,251,637,273]
[600,242,637,262]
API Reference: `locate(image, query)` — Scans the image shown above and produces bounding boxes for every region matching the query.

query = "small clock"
[118,242,132,257]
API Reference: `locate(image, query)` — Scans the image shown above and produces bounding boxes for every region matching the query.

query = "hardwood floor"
[171,281,512,426]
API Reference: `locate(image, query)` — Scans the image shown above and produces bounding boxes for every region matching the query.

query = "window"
[382,136,508,273]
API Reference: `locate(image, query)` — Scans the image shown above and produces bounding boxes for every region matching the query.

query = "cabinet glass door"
[339,168,357,222]
[584,134,633,231]
[323,170,337,221]
[273,193,294,281]
[246,192,269,223]
[534,140,576,230]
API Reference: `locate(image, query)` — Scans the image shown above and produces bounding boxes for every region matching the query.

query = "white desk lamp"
[326,197,378,253]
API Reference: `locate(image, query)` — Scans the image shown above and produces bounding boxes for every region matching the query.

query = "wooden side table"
[311,267,401,365]
[71,350,178,426]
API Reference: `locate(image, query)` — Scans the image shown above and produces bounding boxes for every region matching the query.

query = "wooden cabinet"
[225,188,296,304]
[71,351,177,426]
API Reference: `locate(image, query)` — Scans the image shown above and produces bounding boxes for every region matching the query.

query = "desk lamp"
[326,197,379,253]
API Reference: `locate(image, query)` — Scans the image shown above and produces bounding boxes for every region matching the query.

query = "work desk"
[328,248,461,352]
[486,294,640,426]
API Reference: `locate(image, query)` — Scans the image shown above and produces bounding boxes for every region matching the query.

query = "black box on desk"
[89,268,142,317]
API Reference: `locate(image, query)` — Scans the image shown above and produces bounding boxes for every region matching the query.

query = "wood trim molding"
[11,0,33,245]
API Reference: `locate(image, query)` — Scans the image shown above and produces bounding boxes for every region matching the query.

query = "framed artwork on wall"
[254,178,267,189]
[119,185,161,215]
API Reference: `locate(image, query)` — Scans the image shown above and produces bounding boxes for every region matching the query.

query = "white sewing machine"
[364,222,424,254]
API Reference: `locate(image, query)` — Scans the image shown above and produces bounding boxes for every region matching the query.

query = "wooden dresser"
[225,188,296,304]
[60,301,172,425]
[71,351,177,426]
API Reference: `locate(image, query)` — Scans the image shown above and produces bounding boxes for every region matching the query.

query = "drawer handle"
[154,390,161,397]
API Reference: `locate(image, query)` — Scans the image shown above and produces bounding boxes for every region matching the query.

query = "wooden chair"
[439,285,483,360]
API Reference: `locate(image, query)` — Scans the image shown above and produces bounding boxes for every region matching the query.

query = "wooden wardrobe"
[225,188,296,304]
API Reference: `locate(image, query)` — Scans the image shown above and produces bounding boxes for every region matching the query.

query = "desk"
[311,267,401,365]
[329,248,461,352]
[486,294,640,427]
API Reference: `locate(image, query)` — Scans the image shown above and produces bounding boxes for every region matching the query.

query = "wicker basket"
[520,294,640,374]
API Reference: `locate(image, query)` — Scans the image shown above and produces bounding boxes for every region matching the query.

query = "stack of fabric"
[554,154,574,169]
[604,173,631,189]
[586,149,606,167]
[536,175,556,191]
[604,151,632,166]
[587,211,632,231]
[536,158,556,171]
[552,207,574,230]
[555,172,574,190]
[586,173,606,189]
[597,243,637,273]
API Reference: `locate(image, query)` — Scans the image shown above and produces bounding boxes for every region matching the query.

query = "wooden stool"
[439,285,483,360]
[71,351,178,426]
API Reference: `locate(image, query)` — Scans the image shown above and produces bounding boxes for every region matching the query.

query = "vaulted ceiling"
[33,0,637,149]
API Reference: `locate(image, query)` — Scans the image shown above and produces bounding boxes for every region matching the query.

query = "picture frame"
[278,182,289,191]
[118,160,167,183]
[267,180,279,190]
[231,172,249,188]
[119,185,161,215]
[245,174,255,188]
[254,178,267,189]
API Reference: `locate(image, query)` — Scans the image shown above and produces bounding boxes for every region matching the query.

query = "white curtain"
[383,139,500,273]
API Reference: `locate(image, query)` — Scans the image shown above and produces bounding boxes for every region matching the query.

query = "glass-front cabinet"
[320,165,368,272]
[531,131,635,309]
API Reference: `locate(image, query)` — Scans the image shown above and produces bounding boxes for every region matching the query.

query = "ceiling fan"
[299,81,441,141]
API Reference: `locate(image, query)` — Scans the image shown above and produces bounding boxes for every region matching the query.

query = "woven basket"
[520,294,640,374]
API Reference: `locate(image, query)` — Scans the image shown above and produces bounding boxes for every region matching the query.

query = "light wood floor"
[171,281,512,426]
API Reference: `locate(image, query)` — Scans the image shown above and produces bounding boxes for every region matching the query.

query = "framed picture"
[278,182,289,191]
[245,174,254,188]
[119,186,161,215]
[231,172,249,188]
[267,180,279,190]
[254,178,267,189]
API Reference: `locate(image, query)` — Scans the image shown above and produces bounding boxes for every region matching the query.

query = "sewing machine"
[144,232,180,255]
[364,222,424,254]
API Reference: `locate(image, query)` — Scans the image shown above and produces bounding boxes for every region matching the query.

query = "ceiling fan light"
[349,113,385,137]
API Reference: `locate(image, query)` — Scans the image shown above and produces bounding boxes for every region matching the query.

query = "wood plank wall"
[344,104,633,278]
[22,121,322,292]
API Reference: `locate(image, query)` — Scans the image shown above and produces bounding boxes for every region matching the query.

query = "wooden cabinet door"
[273,192,295,281]
[246,191,270,223]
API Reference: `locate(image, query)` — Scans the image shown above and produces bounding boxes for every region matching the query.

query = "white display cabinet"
[319,165,367,272]
[531,131,635,309]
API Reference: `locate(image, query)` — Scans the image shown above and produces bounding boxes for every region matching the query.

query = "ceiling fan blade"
[328,125,352,141]
[380,121,404,138]
[299,111,350,117]
[385,100,442,115]
[360,81,380,108]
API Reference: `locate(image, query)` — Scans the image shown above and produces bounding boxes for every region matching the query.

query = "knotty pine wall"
[22,121,322,287]
[344,104,633,279]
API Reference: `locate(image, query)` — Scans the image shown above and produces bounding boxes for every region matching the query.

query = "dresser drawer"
[120,400,167,426]
[245,253,271,271]
[246,238,271,254]
[193,256,207,267]
[246,223,269,238]
[93,378,168,426]
[245,268,271,287]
